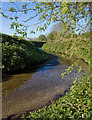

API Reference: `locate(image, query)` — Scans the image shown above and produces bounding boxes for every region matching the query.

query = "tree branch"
[1,8,36,13]
[23,14,39,22]
[27,19,46,27]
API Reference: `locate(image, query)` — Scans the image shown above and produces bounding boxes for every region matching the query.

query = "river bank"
[2,33,91,120]
[42,35,91,69]
[19,35,91,119]
[2,53,91,120]
[2,33,49,74]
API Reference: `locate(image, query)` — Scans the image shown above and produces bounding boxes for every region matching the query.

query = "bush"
[38,34,47,41]
[2,34,49,73]
[47,31,57,41]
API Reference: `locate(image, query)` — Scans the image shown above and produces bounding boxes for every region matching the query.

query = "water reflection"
[2,55,91,96]
[2,72,34,95]
[59,55,91,75]
[37,56,60,72]
[2,54,91,118]
[2,56,60,96]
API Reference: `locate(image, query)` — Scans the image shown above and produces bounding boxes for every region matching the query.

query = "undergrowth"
[42,34,91,68]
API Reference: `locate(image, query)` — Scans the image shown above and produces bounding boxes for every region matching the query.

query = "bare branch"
[27,19,46,27]
[23,14,39,22]
[26,11,53,27]
[1,8,36,13]
[11,2,20,10]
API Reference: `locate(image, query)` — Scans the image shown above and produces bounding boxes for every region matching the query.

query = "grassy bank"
[1,34,49,73]
[22,75,91,119]
[42,33,91,68]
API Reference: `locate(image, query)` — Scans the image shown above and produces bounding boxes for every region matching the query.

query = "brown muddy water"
[1,55,91,119]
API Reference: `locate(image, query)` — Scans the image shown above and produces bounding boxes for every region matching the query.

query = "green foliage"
[21,31,91,119]
[61,64,74,79]
[22,74,92,119]
[47,31,57,41]
[30,31,35,34]
[38,34,47,41]
[52,22,75,39]
[1,2,90,37]
[2,34,49,73]
[42,32,91,68]
[9,7,14,12]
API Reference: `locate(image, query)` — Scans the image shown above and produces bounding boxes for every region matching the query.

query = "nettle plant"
[61,63,92,119]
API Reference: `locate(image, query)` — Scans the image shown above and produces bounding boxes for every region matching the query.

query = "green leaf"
[30,31,35,34]
[9,7,14,12]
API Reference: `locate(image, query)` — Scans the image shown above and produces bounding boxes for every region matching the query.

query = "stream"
[2,53,91,119]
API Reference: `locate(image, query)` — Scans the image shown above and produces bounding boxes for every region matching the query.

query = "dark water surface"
[2,55,91,119]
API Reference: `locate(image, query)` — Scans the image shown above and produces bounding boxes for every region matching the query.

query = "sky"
[0,1,90,38]
[0,2,58,38]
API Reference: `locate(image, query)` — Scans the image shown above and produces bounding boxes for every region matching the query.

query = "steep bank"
[1,34,49,73]
[42,34,91,68]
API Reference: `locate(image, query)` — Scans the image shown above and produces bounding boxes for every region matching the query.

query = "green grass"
[2,34,49,73]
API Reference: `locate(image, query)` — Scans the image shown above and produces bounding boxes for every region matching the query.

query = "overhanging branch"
[23,14,39,22]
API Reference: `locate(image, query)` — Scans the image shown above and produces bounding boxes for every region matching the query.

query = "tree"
[1,2,91,37]
[52,22,63,33]
[52,22,73,38]
[47,31,57,41]
[38,34,47,41]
